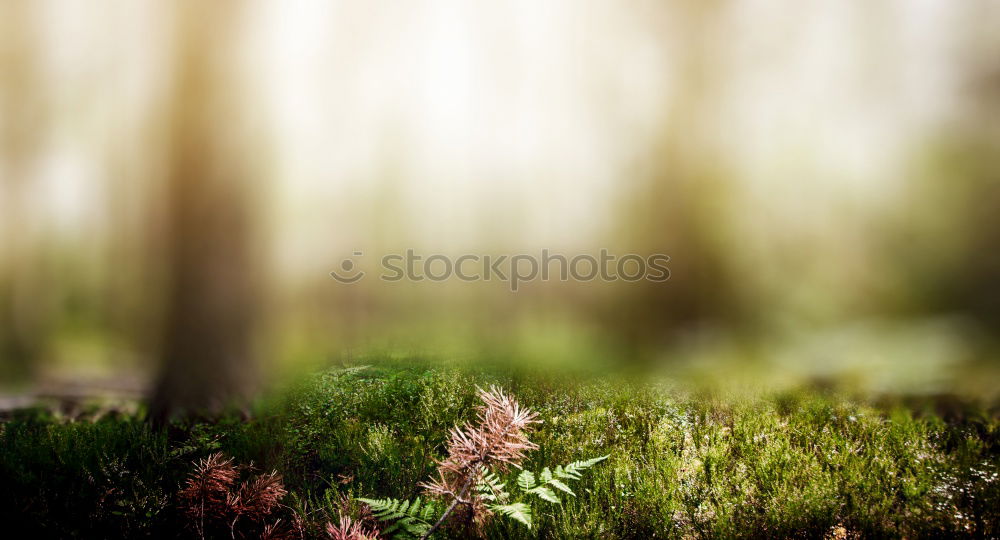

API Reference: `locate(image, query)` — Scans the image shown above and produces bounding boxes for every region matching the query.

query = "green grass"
[1,357,997,538]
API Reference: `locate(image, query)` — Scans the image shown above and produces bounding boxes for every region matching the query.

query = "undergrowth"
[0,357,997,538]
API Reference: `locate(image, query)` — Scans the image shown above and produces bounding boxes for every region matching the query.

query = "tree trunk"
[0,2,49,382]
[148,2,260,424]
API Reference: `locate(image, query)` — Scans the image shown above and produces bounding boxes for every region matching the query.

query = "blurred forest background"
[1,1,999,414]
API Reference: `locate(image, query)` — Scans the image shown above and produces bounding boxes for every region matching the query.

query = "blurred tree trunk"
[0,3,49,382]
[889,6,1000,327]
[605,1,739,355]
[148,2,261,424]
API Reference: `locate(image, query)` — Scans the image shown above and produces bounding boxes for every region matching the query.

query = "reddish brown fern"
[236,471,288,519]
[325,515,379,540]
[178,452,290,539]
[260,518,304,540]
[179,452,239,538]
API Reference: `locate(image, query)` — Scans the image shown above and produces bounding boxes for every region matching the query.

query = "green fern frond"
[516,469,536,490]
[489,502,533,529]
[477,472,510,502]
[527,485,560,504]
[547,478,574,496]
[513,455,608,504]
[420,501,437,521]
[359,496,402,518]
[358,497,434,539]
[540,467,552,482]
[556,455,609,480]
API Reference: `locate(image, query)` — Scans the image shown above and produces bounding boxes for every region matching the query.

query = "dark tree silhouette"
[149,3,262,424]
[0,3,49,381]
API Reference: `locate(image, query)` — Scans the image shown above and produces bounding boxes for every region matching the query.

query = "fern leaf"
[359,497,403,519]
[359,497,433,539]
[401,521,430,537]
[540,467,552,482]
[558,455,609,479]
[528,486,561,504]
[517,470,536,490]
[547,478,575,496]
[490,502,533,529]
[478,473,500,491]
[477,472,509,502]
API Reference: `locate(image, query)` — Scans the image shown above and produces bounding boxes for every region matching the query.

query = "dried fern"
[177,452,291,539]
[326,515,380,540]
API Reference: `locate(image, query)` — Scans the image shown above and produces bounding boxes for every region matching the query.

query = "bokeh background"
[2,1,999,411]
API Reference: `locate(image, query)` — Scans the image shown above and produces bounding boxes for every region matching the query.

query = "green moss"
[1,359,997,538]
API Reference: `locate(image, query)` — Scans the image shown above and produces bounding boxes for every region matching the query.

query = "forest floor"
[1,356,998,538]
